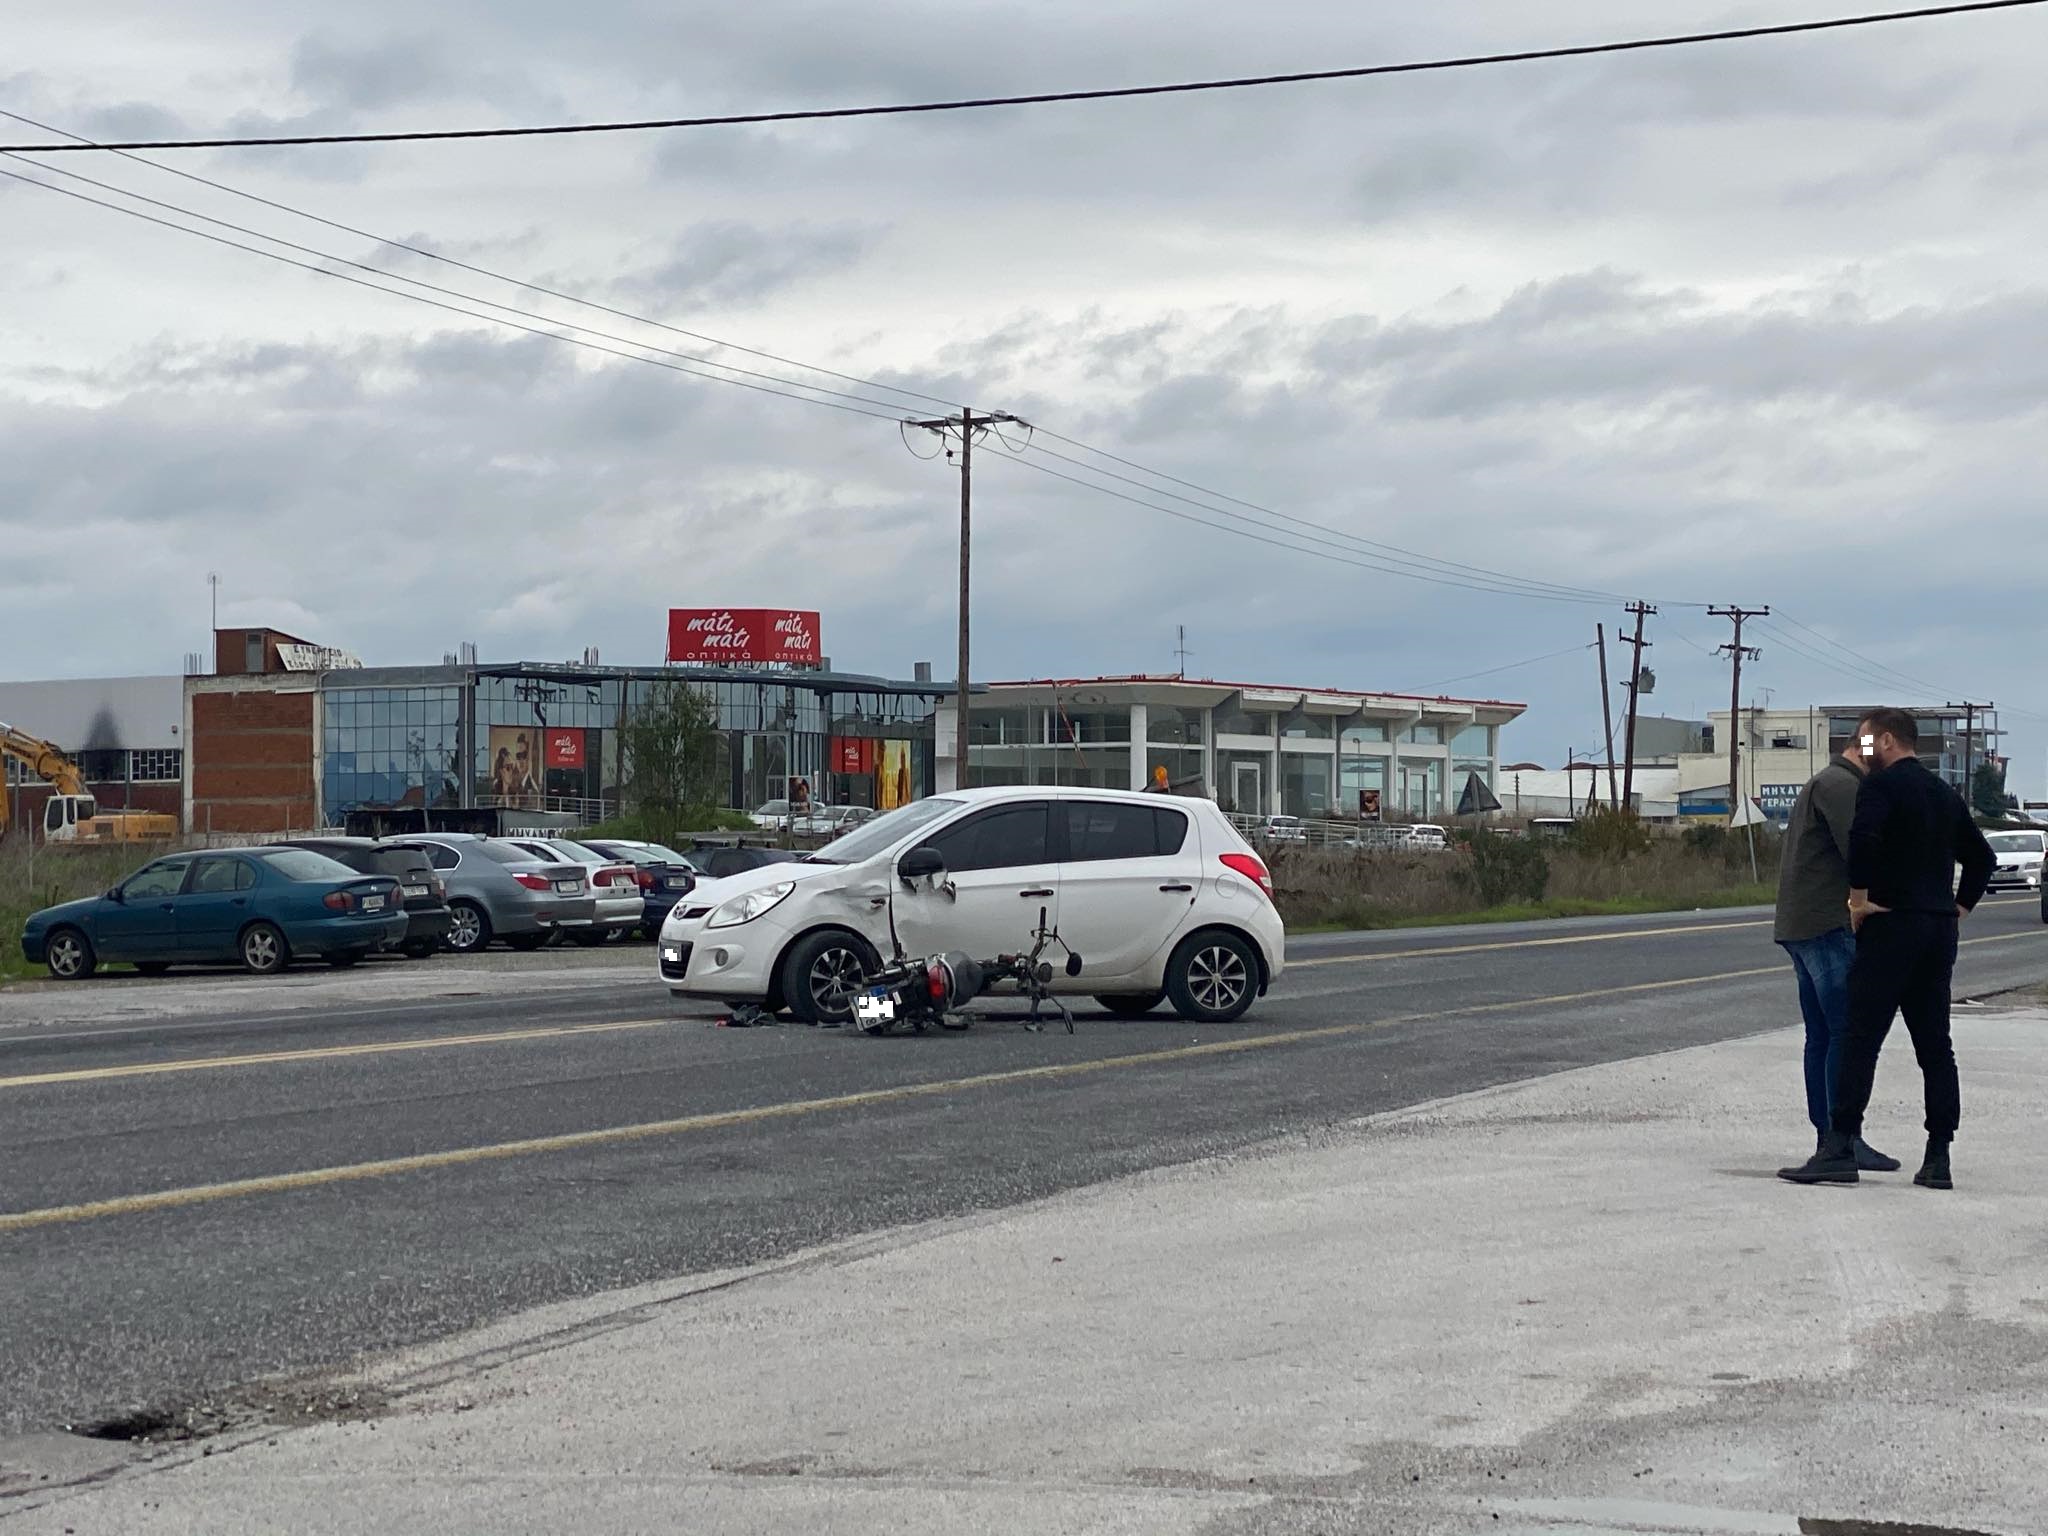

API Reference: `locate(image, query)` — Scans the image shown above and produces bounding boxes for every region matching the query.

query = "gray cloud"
[607,222,874,311]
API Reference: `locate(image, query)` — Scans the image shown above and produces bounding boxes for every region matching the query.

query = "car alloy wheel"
[807,944,868,1016]
[447,904,485,953]
[47,931,92,980]
[241,923,286,975]
[1186,944,1249,1015]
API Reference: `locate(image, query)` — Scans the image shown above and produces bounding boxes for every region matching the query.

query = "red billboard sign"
[545,728,585,769]
[666,608,821,666]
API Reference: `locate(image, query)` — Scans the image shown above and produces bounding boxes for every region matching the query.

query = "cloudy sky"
[4,1,2045,790]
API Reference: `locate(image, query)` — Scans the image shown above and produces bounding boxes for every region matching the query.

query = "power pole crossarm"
[1710,606,1769,824]
[906,408,1021,791]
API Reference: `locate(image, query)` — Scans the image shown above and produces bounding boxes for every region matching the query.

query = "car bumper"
[657,920,778,1000]
[19,930,46,965]
[641,891,685,927]
[497,896,598,934]
[1987,869,2042,889]
[286,912,410,956]
[404,907,455,944]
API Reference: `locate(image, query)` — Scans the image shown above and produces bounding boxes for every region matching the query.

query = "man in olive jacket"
[1771,749,1898,1172]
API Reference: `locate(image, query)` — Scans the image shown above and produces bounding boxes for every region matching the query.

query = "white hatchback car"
[1985,829,2046,891]
[658,786,1285,1024]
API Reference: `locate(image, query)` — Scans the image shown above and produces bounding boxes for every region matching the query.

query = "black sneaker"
[1779,1133,1859,1185]
[1854,1139,1902,1173]
[1914,1140,1953,1190]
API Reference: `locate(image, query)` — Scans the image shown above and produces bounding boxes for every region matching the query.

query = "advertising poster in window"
[879,740,912,811]
[487,726,543,809]
[1359,788,1383,822]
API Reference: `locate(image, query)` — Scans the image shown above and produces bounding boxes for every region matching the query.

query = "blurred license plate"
[363,895,386,911]
[854,991,896,1025]
[662,946,682,964]
[555,880,582,894]
[403,884,429,898]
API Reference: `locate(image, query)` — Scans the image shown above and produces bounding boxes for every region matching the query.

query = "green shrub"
[1455,834,1552,907]
[581,807,754,844]
[1568,806,1655,862]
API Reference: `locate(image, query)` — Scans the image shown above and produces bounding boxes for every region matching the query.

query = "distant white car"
[1985,830,2046,891]
[1257,815,1308,845]
[749,799,800,830]
[1407,824,1450,852]
[660,786,1286,1025]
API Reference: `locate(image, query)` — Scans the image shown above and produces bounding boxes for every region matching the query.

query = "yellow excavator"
[1,720,179,844]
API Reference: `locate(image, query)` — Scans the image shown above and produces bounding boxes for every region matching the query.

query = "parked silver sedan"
[382,834,597,954]
[509,838,644,944]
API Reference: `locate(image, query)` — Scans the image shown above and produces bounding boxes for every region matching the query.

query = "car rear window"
[471,840,545,866]
[371,849,432,878]
[261,849,361,882]
[1063,802,1189,861]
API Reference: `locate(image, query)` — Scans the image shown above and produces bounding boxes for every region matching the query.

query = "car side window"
[408,843,460,871]
[925,803,1050,873]
[235,860,258,891]
[122,860,191,899]
[1064,803,1188,862]
[190,857,244,895]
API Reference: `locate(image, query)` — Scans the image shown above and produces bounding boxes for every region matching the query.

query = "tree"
[620,677,724,846]
[1972,761,2011,821]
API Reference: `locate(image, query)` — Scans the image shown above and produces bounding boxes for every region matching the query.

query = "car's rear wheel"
[135,961,173,977]
[240,921,289,976]
[1095,992,1166,1019]
[1165,930,1259,1025]
[507,932,549,952]
[445,901,490,954]
[45,928,97,981]
[780,930,879,1025]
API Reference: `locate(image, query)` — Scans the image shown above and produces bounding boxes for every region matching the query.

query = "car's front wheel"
[780,929,879,1025]
[45,927,97,981]
[445,901,490,954]
[1165,930,1260,1024]
[240,921,289,976]
[1095,992,1166,1019]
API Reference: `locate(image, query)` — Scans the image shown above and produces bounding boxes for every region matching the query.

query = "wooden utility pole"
[907,407,1020,789]
[1595,624,1619,810]
[1710,606,1769,823]
[1946,700,1996,806]
[1619,601,1656,814]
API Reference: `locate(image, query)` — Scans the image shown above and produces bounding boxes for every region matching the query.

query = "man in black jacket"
[1780,708,1996,1190]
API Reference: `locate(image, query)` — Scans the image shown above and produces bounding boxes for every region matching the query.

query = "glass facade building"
[318,663,946,823]
[961,678,1523,821]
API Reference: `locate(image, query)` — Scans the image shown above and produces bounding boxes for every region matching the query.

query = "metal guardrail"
[1224,812,1446,851]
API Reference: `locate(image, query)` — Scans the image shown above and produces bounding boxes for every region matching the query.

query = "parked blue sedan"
[20,847,408,980]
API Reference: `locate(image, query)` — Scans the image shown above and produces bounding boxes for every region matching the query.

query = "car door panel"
[93,858,192,961]
[1054,801,1202,986]
[896,802,1059,964]
[177,855,257,960]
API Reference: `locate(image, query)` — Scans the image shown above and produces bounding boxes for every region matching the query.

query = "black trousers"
[1829,911,1961,1142]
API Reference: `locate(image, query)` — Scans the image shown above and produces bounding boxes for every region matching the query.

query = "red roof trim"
[985,674,1526,710]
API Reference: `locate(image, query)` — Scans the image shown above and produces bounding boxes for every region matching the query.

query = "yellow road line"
[0,959,1813,1235]
[0,1019,672,1091]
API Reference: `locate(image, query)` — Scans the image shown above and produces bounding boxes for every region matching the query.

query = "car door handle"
[1018,888,1055,899]
[1158,883,1194,893]
[158,902,176,911]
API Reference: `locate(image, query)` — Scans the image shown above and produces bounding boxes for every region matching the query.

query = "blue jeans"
[1780,928,1856,1134]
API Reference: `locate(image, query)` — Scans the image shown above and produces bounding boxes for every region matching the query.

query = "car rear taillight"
[1219,852,1275,901]
[513,872,552,891]
[323,890,355,912]
[635,869,654,890]
[591,868,611,888]
[432,878,447,900]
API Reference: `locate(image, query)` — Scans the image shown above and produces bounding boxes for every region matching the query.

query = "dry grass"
[0,835,182,981]
[1268,834,1777,931]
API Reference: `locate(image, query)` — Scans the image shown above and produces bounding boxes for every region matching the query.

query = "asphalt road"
[3,896,2045,1441]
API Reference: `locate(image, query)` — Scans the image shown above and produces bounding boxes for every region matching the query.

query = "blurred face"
[1857,722,1903,767]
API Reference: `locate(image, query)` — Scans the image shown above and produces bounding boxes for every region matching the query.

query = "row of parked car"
[747,801,877,837]
[17,832,808,980]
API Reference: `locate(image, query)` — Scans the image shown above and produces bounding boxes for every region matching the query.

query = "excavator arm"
[2,720,90,799]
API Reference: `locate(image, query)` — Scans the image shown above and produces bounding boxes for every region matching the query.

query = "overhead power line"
[1405,642,1597,696]
[0,165,910,425]
[0,106,964,416]
[3,2,2041,154]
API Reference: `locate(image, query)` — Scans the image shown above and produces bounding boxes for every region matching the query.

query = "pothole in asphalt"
[64,1383,391,1446]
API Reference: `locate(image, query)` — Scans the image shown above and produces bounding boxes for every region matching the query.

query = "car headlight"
[707,881,797,929]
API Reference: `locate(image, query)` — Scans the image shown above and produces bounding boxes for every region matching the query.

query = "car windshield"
[260,849,361,882]
[755,801,790,816]
[542,841,600,862]
[587,842,654,864]
[804,797,962,864]
[1987,833,2044,853]
[471,840,547,866]
[639,844,693,864]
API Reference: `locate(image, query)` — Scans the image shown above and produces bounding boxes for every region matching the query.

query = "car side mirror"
[898,846,947,886]
[1064,952,1084,977]
[106,886,125,903]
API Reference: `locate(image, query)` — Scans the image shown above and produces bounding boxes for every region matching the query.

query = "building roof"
[986,674,1525,715]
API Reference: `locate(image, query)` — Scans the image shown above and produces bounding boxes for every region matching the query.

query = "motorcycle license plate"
[854,991,897,1025]
[363,895,386,912]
